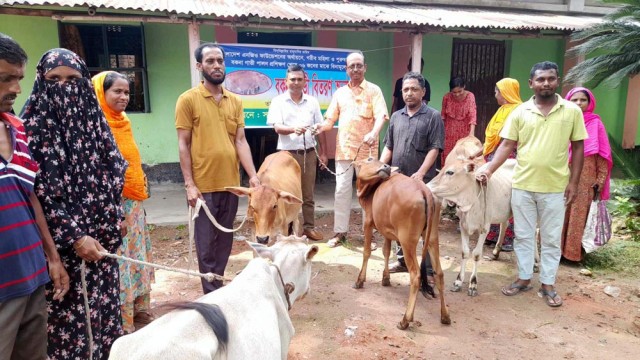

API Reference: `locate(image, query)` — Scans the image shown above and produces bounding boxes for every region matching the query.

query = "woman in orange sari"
[92,71,154,333]
[479,78,522,251]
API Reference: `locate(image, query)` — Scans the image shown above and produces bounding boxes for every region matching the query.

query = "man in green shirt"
[476,61,587,308]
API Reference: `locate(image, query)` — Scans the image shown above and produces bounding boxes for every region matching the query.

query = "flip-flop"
[538,288,563,307]
[501,282,533,296]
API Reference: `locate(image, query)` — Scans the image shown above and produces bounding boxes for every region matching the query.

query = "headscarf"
[20,48,127,248]
[92,71,148,201]
[565,87,613,200]
[483,78,522,156]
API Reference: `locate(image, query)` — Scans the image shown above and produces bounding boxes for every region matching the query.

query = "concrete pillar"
[622,75,640,149]
[568,0,586,12]
[561,36,584,97]
[411,33,423,72]
[188,21,200,88]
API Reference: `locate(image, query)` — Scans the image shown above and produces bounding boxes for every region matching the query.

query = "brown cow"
[226,151,303,244]
[354,158,451,329]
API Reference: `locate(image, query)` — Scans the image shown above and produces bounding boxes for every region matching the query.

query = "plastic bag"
[582,187,612,253]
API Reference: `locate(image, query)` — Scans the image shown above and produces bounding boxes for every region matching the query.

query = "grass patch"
[583,238,640,277]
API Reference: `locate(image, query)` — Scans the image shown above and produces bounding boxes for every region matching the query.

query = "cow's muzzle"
[256,235,269,244]
[376,164,391,178]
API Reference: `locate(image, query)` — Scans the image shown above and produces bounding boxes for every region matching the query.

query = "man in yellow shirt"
[476,61,587,308]
[176,43,260,293]
[314,52,389,248]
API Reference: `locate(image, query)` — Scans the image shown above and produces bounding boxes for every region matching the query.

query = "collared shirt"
[501,94,588,193]
[175,82,245,192]
[0,112,49,302]
[384,104,444,182]
[324,79,389,161]
[267,91,323,150]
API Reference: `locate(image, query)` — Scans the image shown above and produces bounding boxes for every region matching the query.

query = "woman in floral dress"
[561,87,612,261]
[92,71,154,333]
[441,76,477,163]
[21,49,127,360]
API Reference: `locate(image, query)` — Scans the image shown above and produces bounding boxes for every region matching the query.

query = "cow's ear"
[249,242,275,260]
[306,245,319,261]
[464,162,476,173]
[278,191,303,204]
[225,186,253,197]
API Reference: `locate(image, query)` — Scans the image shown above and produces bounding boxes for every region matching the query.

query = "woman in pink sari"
[561,87,613,261]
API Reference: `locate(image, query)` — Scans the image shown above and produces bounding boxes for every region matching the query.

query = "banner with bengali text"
[221,44,353,127]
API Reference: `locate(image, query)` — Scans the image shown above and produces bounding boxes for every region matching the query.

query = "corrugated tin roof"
[0,0,602,31]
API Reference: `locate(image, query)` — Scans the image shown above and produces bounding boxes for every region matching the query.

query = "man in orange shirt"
[176,43,260,293]
[314,52,388,248]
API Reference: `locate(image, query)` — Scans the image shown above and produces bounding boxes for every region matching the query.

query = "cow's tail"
[170,302,229,352]
[420,184,438,298]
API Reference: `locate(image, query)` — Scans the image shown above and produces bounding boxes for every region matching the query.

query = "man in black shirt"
[391,58,431,113]
[381,72,444,293]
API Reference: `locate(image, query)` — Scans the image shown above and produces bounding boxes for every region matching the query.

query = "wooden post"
[411,33,423,72]
[188,21,201,88]
[622,75,640,149]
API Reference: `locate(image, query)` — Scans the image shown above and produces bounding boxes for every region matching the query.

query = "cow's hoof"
[441,315,452,325]
[353,281,364,289]
[397,320,409,330]
[450,285,462,292]
[381,278,391,287]
[492,251,500,260]
[467,288,478,297]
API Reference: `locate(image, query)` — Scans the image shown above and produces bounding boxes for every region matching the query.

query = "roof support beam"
[411,33,422,73]
[188,20,201,88]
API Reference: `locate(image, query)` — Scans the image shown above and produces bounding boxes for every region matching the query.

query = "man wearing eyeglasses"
[314,52,389,248]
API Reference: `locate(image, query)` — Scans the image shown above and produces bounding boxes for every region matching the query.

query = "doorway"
[451,39,506,142]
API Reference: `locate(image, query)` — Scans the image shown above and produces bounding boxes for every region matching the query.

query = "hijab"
[20,49,127,242]
[483,78,522,156]
[565,87,613,200]
[92,71,148,201]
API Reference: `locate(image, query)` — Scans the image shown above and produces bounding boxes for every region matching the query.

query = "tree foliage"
[565,0,640,87]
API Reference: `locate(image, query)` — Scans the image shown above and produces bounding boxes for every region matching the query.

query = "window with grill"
[59,23,149,113]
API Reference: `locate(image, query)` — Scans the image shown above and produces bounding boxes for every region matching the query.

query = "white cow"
[109,235,318,360]
[428,157,516,296]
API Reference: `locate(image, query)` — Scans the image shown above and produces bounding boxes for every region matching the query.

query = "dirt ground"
[147,210,640,360]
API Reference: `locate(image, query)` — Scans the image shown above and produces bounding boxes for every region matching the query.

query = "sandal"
[501,281,532,296]
[370,242,378,251]
[538,287,563,307]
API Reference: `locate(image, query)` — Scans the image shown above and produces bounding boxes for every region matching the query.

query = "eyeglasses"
[347,64,365,70]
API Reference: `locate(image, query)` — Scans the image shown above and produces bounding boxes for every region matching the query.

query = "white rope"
[191,198,248,233]
[98,251,226,282]
[80,260,94,360]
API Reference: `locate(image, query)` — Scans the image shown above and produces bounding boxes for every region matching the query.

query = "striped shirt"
[0,112,49,302]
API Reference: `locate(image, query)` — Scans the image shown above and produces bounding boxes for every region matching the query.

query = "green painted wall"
[126,23,192,164]
[129,24,218,165]
[590,80,628,145]
[335,31,394,107]
[507,38,565,100]
[0,15,59,109]
[422,34,454,112]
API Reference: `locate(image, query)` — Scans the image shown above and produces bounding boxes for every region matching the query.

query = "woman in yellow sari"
[481,78,522,251]
[92,71,154,333]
